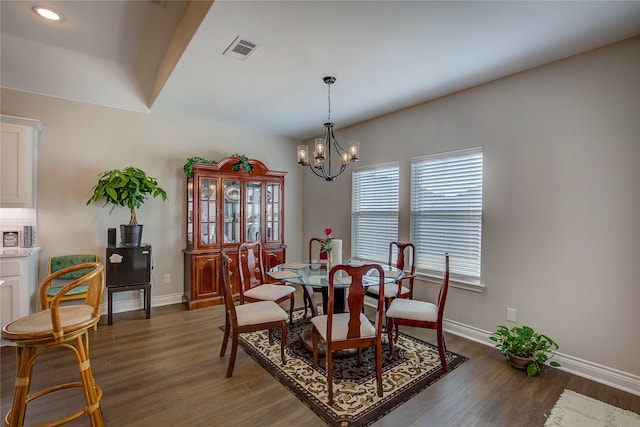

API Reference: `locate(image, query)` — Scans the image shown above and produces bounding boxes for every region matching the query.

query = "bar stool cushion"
[2,305,94,337]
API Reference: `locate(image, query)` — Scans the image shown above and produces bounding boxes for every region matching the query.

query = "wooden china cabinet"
[183,156,287,309]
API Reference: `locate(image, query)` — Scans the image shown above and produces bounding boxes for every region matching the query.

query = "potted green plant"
[86,166,167,246]
[489,325,561,376]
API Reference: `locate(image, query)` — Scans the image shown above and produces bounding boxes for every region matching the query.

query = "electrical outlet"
[506,308,517,322]
[163,274,171,284]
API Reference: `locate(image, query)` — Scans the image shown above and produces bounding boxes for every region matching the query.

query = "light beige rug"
[545,389,640,427]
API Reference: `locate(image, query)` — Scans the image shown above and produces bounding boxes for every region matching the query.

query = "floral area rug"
[236,309,468,426]
[545,389,640,427]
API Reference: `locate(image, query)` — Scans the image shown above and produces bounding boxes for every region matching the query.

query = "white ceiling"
[2,1,640,140]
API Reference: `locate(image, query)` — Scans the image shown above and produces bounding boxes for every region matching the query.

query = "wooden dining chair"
[303,237,329,316]
[237,241,296,323]
[311,263,386,406]
[366,241,416,309]
[219,252,288,378]
[2,262,105,427]
[386,253,450,371]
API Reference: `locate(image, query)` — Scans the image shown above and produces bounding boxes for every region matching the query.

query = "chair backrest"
[327,264,385,341]
[48,254,99,279]
[388,242,415,277]
[309,237,329,261]
[437,254,450,321]
[41,262,104,330]
[237,242,268,296]
[219,252,238,327]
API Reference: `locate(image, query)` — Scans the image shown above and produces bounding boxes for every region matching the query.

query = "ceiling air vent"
[223,36,260,61]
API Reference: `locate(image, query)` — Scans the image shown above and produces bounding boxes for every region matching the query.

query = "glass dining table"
[269,260,404,316]
[268,260,404,355]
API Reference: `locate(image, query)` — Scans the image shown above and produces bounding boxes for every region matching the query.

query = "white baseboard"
[443,319,640,397]
[100,292,183,316]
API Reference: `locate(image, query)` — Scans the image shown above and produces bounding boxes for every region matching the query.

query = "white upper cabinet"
[0,115,43,207]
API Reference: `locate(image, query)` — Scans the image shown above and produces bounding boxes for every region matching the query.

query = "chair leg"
[437,326,448,372]
[74,333,103,427]
[226,332,239,378]
[288,294,295,323]
[220,316,230,357]
[375,339,383,398]
[386,318,395,360]
[6,346,36,427]
[326,349,334,406]
[279,320,287,366]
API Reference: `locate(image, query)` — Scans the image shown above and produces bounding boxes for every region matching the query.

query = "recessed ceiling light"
[33,6,63,22]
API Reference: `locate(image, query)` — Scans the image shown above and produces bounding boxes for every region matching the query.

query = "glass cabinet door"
[187,179,194,246]
[199,177,217,245]
[223,180,241,243]
[266,182,281,242]
[245,181,262,242]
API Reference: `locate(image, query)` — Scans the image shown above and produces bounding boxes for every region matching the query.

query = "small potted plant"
[489,325,561,376]
[86,166,167,246]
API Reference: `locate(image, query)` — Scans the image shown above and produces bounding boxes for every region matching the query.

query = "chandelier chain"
[327,81,331,122]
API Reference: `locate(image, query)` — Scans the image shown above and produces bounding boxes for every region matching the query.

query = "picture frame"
[2,230,21,248]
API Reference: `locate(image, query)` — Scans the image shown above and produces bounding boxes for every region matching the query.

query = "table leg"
[320,288,345,313]
[145,284,151,319]
[303,285,318,317]
[108,288,113,325]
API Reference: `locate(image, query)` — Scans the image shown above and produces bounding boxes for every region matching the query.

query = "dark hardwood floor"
[2,290,639,426]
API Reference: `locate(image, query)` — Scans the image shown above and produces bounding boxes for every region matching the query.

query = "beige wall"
[302,37,640,380]
[0,89,304,307]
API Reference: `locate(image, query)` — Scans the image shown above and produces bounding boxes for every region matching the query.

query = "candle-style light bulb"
[297,145,309,165]
[349,141,360,161]
[315,138,326,160]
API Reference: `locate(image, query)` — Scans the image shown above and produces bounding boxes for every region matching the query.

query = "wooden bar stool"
[1,262,105,427]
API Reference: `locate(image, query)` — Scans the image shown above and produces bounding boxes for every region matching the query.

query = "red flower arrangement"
[322,228,333,253]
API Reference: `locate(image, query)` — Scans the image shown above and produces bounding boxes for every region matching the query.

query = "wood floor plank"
[2,297,639,426]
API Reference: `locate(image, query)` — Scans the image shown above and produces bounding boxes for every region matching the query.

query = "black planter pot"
[120,224,143,247]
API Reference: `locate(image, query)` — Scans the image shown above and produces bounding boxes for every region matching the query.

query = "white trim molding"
[99,292,183,318]
[443,319,640,397]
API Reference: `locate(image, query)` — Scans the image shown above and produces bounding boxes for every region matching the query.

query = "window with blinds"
[352,162,399,262]
[410,147,483,283]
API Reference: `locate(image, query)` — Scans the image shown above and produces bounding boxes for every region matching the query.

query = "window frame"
[410,147,484,288]
[351,162,400,263]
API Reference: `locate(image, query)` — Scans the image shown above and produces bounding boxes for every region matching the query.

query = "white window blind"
[411,147,483,281]
[352,163,399,263]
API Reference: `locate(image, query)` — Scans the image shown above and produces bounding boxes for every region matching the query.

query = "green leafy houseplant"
[86,166,168,226]
[489,325,561,376]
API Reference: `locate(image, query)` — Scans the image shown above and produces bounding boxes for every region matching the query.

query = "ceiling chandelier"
[297,76,359,181]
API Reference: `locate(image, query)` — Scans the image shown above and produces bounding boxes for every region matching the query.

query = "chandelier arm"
[305,163,344,181]
[329,126,349,153]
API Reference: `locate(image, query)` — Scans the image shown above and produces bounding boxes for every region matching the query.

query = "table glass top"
[269,260,403,288]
